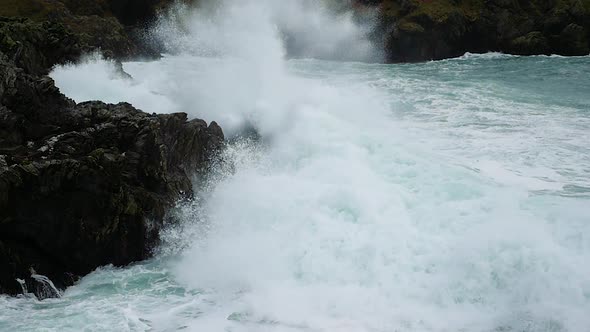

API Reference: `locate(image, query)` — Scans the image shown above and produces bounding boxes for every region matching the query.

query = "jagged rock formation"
[0,14,223,297]
[358,0,590,62]
[0,17,83,76]
[0,0,189,60]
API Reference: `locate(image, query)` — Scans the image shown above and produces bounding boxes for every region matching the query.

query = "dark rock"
[0,14,151,75]
[558,23,589,55]
[61,0,111,17]
[0,17,82,75]
[362,0,590,62]
[382,6,474,62]
[509,31,550,55]
[107,0,171,26]
[0,0,182,64]
[0,0,223,299]
[0,44,223,297]
[59,15,138,60]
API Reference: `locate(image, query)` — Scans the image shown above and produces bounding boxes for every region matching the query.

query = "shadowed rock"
[359,0,590,62]
[0,17,223,297]
[0,0,189,62]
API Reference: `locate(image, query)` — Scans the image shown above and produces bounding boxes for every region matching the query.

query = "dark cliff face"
[358,0,590,62]
[0,0,182,27]
[105,0,174,26]
[0,17,83,76]
[0,0,186,60]
[0,12,223,297]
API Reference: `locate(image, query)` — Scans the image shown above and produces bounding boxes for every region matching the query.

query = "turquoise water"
[1,53,589,332]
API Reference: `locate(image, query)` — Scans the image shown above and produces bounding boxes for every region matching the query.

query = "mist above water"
[152,0,379,62]
[53,0,380,136]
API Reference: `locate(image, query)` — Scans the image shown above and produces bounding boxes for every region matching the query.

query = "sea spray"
[35,1,590,331]
[30,268,62,300]
[15,279,27,296]
[23,54,590,332]
[12,273,61,300]
[53,0,380,136]
[152,0,379,62]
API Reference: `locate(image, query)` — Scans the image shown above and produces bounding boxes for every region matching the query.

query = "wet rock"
[0,0,223,298]
[0,45,223,297]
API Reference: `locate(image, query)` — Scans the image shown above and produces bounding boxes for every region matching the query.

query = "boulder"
[557,23,589,55]
[510,31,550,55]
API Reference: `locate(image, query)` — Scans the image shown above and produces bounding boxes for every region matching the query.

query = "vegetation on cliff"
[0,0,185,60]
[361,0,590,61]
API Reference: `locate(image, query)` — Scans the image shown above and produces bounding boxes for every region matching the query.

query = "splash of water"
[15,279,27,295]
[152,0,379,62]
[39,1,590,332]
[30,268,62,300]
[53,0,379,136]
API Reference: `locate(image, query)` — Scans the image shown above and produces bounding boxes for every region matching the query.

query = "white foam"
[30,1,590,331]
[50,53,177,113]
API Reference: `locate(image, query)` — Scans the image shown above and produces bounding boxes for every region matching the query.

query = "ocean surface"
[1,52,589,332]
[2,1,590,331]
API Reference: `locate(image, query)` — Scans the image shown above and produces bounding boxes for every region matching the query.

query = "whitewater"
[1,1,590,331]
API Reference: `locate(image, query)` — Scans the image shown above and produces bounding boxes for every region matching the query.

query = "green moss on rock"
[370,0,590,61]
[398,20,424,33]
[510,31,549,55]
[407,0,481,23]
[0,0,68,21]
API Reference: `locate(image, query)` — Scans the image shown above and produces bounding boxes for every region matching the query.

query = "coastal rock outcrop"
[0,0,188,61]
[359,0,590,62]
[0,17,82,75]
[0,14,223,298]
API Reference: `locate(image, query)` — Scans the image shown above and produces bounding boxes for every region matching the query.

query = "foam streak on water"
[2,1,590,331]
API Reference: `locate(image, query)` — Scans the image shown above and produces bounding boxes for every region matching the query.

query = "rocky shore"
[0,2,223,298]
[359,0,590,62]
[1,0,588,300]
